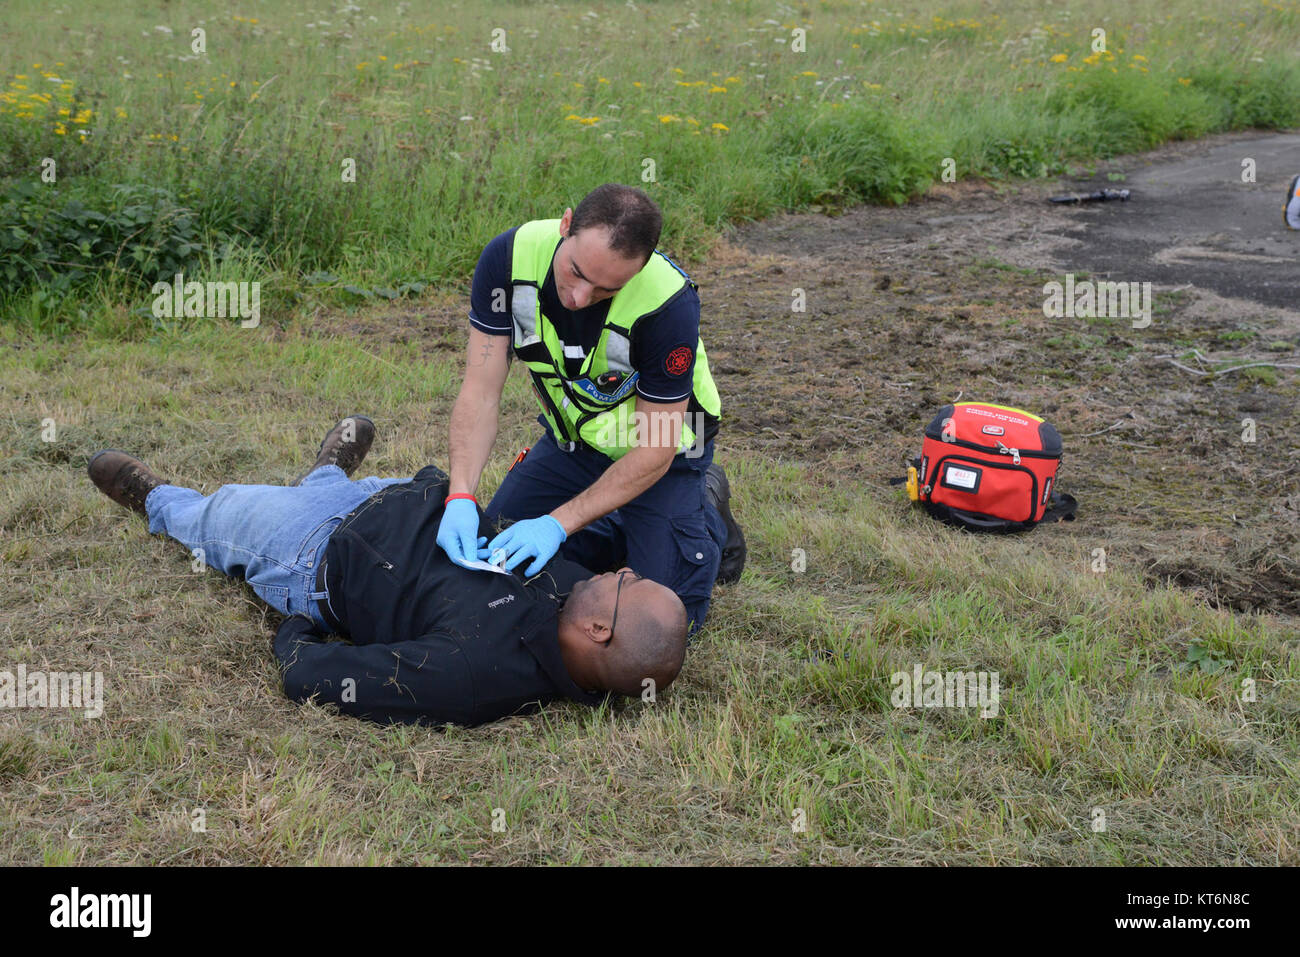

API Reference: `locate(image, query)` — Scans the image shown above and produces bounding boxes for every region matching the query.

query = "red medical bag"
[909,402,1070,532]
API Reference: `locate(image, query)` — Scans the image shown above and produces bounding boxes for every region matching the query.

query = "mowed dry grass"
[1,304,1298,864]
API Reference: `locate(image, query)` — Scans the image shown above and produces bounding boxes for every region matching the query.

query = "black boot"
[706,463,746,585]
[292,415,375,485]
[88,450,168,517]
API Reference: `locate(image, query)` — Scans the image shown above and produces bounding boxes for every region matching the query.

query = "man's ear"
[582,616,613,646]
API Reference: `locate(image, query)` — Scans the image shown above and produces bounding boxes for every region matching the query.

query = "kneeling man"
[86,417,687,726]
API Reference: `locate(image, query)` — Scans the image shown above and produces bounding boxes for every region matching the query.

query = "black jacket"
[272,465,607,725]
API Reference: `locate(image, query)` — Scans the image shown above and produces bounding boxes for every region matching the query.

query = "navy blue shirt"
[468,226,701,403]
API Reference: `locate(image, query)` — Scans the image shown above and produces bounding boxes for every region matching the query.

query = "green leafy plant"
[0,180,216,298]
[1176,641,1233,675]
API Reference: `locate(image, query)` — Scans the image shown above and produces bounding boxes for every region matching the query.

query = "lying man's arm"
[273,616,480,726]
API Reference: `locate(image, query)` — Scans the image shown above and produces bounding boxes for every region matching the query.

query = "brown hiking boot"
[88,450,168,517]
[292,415,376,485]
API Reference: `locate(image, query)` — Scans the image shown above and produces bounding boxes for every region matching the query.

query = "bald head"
[556,569,687,697]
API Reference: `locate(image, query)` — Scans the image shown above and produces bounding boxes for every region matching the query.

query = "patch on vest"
[573,371,640,404]
[665,345,693,376]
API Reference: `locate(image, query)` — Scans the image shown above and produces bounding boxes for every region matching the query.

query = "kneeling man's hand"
[437,498,486,565]
[485,515,567,577]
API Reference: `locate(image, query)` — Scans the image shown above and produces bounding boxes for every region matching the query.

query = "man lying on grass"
[86,417,688,726]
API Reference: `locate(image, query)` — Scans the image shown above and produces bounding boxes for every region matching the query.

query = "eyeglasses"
[607,570,644,638]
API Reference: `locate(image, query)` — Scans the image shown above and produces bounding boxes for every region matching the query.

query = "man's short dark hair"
[569,184,663,267]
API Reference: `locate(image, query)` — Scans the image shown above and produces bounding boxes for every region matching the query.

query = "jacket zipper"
[335,527,395,571]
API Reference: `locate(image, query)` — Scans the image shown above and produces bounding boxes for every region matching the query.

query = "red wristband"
[444,493,477,505]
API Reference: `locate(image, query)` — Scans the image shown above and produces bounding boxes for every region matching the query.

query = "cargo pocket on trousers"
[669,513,721,603]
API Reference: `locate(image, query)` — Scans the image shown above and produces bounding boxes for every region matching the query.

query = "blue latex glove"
[484,514,567,577]
[437,498,485,565]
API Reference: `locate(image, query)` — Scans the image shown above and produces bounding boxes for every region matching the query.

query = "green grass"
[2,0,1300,332]
[2,0,1299,867]
[1,314,1297,864]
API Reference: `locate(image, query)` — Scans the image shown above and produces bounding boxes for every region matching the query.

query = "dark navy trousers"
[485,418,727,636]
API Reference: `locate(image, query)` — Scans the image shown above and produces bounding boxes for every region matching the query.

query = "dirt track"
[697,131,1300,616]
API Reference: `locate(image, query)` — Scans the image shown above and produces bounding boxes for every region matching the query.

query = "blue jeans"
[145,465,409,629]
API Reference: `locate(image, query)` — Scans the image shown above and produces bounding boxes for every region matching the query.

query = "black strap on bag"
[1042,491,1078,523]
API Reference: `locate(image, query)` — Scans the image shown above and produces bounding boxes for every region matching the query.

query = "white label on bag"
[945,465,978,490]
